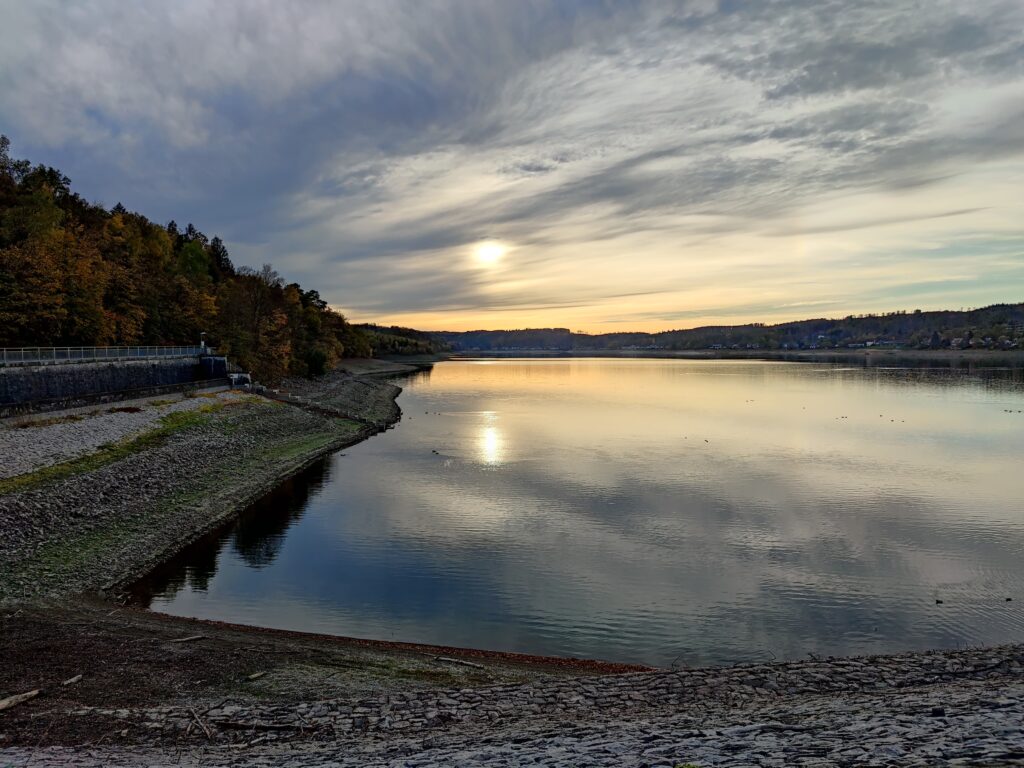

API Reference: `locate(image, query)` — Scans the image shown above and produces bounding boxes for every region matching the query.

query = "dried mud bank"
[2,643,1022,766]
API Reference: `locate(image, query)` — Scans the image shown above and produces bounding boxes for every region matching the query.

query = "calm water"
[134,359,1024,667]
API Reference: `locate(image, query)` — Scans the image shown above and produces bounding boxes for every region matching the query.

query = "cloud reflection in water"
[137,360,1024,667]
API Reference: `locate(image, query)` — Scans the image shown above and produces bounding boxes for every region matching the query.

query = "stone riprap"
[278,360,408,427]
[0,370,407,603]
[0,391,232,479]
[3,645,1022,766]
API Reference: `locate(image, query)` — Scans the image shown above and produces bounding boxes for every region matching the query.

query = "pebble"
[0,394,236,480]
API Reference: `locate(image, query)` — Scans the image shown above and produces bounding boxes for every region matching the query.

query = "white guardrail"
[0,346,207,366]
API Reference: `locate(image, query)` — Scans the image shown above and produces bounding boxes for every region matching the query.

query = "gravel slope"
[0,393,237,479]
[0,367,410,603]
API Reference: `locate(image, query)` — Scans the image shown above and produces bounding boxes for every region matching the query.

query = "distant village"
[689,325,1022,352]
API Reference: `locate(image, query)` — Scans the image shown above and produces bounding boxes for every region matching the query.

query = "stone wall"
[0,358,214,414]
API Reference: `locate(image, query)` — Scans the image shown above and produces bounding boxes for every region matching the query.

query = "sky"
[1,0,1023,333]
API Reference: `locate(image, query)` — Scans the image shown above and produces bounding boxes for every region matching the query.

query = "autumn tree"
[0,135,379,381]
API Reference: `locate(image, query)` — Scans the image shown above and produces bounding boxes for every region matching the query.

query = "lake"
[134,359,1024,667]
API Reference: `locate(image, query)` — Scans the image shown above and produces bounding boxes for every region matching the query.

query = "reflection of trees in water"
[231,459,330,567]
[388,367,433,387]
[180,545,220,593]
[866,366,1024,394]
[133,458,332,604]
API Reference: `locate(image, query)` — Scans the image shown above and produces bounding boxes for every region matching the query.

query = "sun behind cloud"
[473,241,506,267]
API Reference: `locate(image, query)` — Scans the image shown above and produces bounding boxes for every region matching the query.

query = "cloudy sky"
[2,0,1023,332]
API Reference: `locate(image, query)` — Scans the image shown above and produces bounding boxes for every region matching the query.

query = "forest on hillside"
[0,136,380,382]
[357,324,449,356]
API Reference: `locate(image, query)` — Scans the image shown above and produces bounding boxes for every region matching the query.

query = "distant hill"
[357,324,450,357]
[435,304,1024,352]
[434,328,573,352]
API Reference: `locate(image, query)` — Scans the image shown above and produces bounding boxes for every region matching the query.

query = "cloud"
[1,0,1023,330]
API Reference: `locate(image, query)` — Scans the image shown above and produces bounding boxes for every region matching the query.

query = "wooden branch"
[0,689,40,711]
[189,707,213,740]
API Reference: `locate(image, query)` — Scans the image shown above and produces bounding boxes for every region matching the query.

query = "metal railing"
[0,346,207,366]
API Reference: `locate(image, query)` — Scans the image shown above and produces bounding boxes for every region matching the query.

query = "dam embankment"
[0,359,414,602]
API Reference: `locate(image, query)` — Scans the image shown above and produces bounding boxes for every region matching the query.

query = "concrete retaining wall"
[0,359,221,416]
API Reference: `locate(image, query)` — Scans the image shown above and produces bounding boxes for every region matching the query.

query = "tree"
[0,235,66,345]
[0,137,376,381]
[208,236,233,277]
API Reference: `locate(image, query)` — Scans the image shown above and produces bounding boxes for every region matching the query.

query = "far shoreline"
[445,347,1024,367]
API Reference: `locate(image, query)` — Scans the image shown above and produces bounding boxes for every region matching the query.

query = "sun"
[473,241,506,266]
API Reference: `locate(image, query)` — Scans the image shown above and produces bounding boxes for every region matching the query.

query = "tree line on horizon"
[435,305,1024,352]
[0,135,396,382]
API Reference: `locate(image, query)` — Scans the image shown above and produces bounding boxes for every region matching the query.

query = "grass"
[0,404,224,496]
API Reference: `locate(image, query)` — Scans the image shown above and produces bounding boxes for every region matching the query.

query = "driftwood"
[62,674,83,686]
[168,635,205,644]
[247,671,267,681]
[189,707,213,740]
[0,689,40,711]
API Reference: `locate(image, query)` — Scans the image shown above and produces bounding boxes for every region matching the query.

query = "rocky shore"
[3,641,1022,766]
[0,360,413,603]
[2,358,1023,766]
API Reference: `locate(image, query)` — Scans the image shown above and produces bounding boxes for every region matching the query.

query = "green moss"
[0,404,367,601]
[0,405,223,496]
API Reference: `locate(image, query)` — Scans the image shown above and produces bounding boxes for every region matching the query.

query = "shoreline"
[448,347,1024,368]
[0,360,413,603]
[2,356,1023,762]
[3,601,1022,763]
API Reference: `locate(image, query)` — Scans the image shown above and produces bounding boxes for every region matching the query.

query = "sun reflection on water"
[478,417,504,466]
